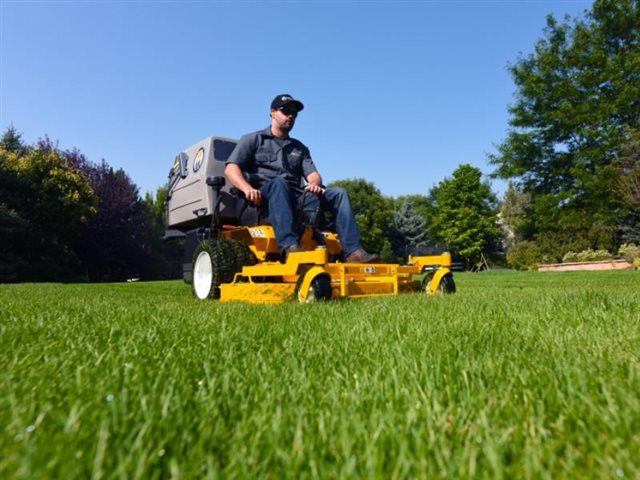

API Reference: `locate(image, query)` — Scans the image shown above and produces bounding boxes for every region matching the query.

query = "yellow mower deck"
[218,236,454,304]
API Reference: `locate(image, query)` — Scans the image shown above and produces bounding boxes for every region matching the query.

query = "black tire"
[224,238,257,272]
[423,273,456,295]
[439,274,456,294]
[191,239,237,300]
[296,273,332,303]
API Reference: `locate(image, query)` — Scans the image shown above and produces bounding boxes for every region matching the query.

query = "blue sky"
[1,0,593,199]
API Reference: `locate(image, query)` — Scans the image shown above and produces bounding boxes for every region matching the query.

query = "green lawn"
[1,271,639,479]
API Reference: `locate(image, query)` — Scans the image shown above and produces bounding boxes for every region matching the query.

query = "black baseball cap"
[271,94,304,112]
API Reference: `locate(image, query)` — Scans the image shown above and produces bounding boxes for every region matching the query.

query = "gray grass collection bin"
[166,136,238,230]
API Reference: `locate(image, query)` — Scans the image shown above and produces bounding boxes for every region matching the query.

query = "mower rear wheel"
[296,274,332,303]
[193,248,215,300]
[225,238,256,271]
[191,239,238,300]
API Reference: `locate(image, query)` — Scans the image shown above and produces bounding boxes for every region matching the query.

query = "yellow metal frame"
[408,252,452,270]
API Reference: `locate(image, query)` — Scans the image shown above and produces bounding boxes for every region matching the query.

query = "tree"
[617,131,640,209]
[327,178,395,260]
[75,161,150,281]
[498,180,533,250]
[490,0,640,253]
[31,136,161,281]
[1,125,28,156]
[0,133,32,281]
[393,200,429,258]
[394,194,431,222]
[141,187,183,280]
[0,133,97,281]
[0,127,181,282]
[426,164,500,268]
[615,129,640,243]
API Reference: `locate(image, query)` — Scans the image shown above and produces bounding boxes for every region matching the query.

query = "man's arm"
[305,171,325,195]
[225,163,262,205]
[226,133,262,205]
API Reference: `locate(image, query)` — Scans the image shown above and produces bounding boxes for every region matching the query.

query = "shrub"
[562,251,579,263]
[533,231,588,263]
[562,249,612,263]
[618,243,640,263]
[507,241,549,271]
[580,249,612,262]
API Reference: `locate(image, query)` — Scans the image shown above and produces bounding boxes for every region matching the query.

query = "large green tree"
[74,160,150,282]
[490,0,640,253]
[0,131,97,281]
[426,164,499,268]
[615,129,640,243]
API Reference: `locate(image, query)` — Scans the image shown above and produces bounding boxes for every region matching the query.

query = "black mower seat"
[210,175,329,230]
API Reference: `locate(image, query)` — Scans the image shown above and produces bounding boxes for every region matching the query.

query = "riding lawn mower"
[165,136,455,304]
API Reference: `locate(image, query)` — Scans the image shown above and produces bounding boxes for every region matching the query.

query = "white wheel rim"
[425,279,443,295]
[193,251,213,299]
[305,285,316,302]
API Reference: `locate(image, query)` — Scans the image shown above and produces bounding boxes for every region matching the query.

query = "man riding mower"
[165,135,455,304]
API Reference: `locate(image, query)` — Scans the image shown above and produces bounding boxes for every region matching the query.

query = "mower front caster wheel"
[296,274,332,303]
[423,273,456,295]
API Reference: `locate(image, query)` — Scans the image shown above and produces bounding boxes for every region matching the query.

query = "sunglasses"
[278,106,298,117]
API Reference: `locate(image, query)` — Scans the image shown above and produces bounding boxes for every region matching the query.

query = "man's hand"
[225,164,262,205]
[244,187,262,205]
[305,183,326,195]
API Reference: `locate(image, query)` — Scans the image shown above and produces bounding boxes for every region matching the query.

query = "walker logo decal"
[249,228,267,238]
[193,148,205,173]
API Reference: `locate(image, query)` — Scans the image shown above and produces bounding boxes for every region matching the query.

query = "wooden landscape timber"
[538,259,633,272]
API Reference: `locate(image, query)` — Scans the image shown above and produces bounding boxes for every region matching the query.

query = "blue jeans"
[259,176,362,255]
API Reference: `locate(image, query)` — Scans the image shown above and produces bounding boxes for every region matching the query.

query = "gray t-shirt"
[226,127,318,189]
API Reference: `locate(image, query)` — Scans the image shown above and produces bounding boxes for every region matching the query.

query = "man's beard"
[280,119,294,132]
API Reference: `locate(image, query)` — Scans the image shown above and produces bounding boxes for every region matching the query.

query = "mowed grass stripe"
[1,272,639,478]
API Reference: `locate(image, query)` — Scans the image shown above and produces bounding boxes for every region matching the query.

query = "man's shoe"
[283,244,303,261]
[345,248,380,264]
